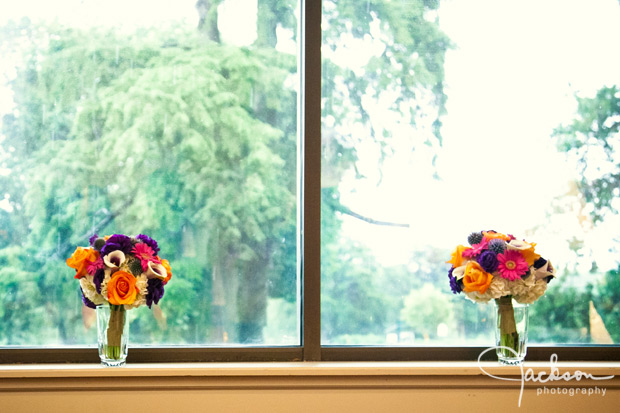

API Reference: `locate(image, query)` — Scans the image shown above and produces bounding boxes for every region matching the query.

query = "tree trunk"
[196,0,221,43]
[255,5,278,48]
[210,245,240,343]
[236,245,270,343]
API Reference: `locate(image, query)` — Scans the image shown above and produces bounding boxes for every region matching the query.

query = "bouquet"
[67,233,172,361]
[447,230,555,360]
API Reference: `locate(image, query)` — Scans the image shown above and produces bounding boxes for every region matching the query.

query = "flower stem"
[105,305,126,360]
[496,296,519,359]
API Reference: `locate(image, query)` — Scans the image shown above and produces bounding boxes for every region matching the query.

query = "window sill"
[1,362,619,412]
[1,360,619,381]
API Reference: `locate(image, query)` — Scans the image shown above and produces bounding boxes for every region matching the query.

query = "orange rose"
[483,231,511,242]
[107,271,139,305]
[160,258,172,285]
[462,261,494,294]
[509,241,541,266]
[66,247,99,279]
[446,245,470,268]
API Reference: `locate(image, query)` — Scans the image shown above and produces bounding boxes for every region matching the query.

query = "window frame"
[1,0,619,365]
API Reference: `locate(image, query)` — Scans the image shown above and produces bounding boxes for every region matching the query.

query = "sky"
[339,0,620,272]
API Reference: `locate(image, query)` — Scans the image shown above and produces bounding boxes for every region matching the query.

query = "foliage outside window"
[0,0,619,360]
[319,0,620,347]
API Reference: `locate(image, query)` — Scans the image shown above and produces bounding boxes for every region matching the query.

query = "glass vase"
[494,296,529,365]
[96,304,129,367]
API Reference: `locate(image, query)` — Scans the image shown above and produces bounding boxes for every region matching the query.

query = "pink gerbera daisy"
[497,250,529,280]
[132,243,156,271]
[86,256,105,276]
[462,238,489,259]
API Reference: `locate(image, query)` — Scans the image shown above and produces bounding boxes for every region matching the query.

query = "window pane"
[0,0,300,347]
[321,0,620,346]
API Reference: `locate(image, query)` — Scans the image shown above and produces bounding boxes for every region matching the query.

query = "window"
[320,0,620,351]
[0,0,300,357]
[1,0,619,364]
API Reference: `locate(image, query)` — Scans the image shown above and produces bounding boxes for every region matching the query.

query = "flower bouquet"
[67,233,172,366]
[447,230,556,364]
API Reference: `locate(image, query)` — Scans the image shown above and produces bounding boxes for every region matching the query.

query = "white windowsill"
[1,361,619,379]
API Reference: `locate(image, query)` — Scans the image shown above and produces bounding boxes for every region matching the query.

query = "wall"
[1,362,619,412]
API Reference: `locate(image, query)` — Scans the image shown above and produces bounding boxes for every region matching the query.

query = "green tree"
[553,86,620,223]
[553,85,620,344]
[596,265,620,342]
[319,0,451,342]
[1,22,297,344]
[401,283,452,340]
[528,282,592,343]
[0,0,451,346]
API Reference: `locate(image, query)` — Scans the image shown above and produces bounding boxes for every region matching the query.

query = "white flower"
[452,264,467,280]
[145,261,167,280]
[508,274,536,297]
[514,279,548,304]
[486,277,511,299]
[103,250,126,268]
[99,268,112,300]
[533,260,556,281]
[127,274,149,309]
[79,277,106,306]
[464,290,493,303]
[506,239,532,251]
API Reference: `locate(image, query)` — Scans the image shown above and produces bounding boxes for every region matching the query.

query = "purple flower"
[448,267,462,294]
[477,250,499,273]
[93,269,105,294]
[533,257,547,269]
[81,289,97,309]
[136,234,160,255]
[146,278,165,309]
[100,234,133,257]
[449,274,462,294]
[89,233,99,246]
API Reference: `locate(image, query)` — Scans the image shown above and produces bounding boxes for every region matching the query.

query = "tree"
[553,86,620,223]
[0,22,297,344]
[528,282,592,343]
[0,0,451,346]
[553,85,620,343]
[319,0,451,342]
[597,265,620,342]
[401,283,452,340]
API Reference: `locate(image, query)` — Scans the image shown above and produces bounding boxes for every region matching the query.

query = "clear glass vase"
[494,297,529,365]
[96,305,129,367]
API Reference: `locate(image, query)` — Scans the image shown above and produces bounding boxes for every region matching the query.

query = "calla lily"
[507,240,540,265]
[534,260,555,280]
[104,250,126,268]
[452,264,468,280]
[145,261,167,280]
[506,240,532,251]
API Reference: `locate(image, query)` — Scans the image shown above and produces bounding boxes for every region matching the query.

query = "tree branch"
[50,199,133,260]
[337,203,410,228]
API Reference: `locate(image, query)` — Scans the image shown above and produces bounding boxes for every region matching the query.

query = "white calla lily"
[146,261,167,280]
[104,250,126,268]
[534,260,555,280]
[452,264,467,280]
[506,240,532,251]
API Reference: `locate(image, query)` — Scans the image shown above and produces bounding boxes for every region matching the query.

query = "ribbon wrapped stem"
[496,296,519,358]
[105,305,126,360]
